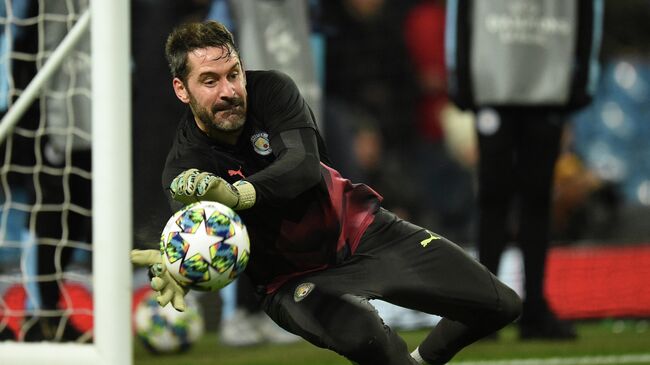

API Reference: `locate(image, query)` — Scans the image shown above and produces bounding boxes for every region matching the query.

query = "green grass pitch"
[134,320,650,365]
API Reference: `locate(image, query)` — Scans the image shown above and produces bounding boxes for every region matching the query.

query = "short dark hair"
[165,21,239,83]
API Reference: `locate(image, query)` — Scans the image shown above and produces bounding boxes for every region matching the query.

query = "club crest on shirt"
[251,132,272,156]
[293,282,315,302]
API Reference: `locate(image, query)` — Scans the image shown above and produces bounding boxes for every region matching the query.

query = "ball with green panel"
[160,201,250,291]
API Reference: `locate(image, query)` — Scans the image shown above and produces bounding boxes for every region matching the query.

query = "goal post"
[0,0,132,364]
[89,0,132,364]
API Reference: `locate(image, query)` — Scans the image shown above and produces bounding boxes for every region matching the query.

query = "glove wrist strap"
[233,181,256,210]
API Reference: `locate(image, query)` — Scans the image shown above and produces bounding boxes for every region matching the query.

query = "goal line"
[454,353,650,365]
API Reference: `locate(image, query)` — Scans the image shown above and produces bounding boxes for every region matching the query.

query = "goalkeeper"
[131,20,521,365]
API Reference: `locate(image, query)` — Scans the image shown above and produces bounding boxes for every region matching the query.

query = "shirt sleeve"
[248,70,317,134]
[245,127,321,207]
[242,71,324,206]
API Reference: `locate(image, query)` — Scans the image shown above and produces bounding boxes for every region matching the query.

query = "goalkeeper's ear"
[172,77,190,104]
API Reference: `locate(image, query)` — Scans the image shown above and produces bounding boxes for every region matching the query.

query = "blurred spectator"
[403,0,476,241]
[551,126,620,242]
[564,0,650,242]
[323,0,418,151]
[322,0,422,221]
[404,0,446,144]
[446,0,603,340]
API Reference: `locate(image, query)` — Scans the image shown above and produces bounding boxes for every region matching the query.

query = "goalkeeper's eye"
[227,72,239,81]
[198,74,217,86]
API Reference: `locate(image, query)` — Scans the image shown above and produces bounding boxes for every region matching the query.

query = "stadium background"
[0,0,648,364]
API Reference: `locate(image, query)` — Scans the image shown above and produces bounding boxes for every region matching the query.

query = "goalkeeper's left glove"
[169,168,256,210]
[130,249,188,312]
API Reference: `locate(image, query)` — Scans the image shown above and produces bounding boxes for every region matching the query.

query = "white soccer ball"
[160,201,250,291]
[134,290,204,354]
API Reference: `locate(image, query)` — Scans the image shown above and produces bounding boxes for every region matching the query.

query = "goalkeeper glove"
[170,168,256,210]
[130,249,188,312]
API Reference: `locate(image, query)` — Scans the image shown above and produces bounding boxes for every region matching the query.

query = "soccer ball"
[160,201,250,291]
[134,289,204,354]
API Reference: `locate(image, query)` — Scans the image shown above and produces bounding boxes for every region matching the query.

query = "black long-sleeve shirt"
[162,70,382,292]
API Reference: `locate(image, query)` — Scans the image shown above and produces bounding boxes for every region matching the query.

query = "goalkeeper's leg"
[361,209,522,364]
[261,208,521,365]
[263,275,419,365]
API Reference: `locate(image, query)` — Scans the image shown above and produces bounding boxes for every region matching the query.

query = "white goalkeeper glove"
[130,249,188,312]
[170,168,256,210]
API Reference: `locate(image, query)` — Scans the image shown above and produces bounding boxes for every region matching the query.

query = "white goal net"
[0,1,131,364]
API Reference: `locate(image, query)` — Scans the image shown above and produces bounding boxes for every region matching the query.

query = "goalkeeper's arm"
[243,128,321,206]
[168,128,320,209]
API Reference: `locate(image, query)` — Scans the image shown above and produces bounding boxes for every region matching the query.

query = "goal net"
[0,1,131,364]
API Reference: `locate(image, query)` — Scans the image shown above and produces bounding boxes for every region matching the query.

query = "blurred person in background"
[322,0,424,222]
[446,0,603,340]
[563,0,650,242]
[323,0,417,152]
[551,124,621,242]
[403,0,476,242]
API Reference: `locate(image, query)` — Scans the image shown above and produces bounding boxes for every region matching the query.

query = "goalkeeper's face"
[174,46,247,137]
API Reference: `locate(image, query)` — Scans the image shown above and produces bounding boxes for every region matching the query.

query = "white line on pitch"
[453,353,650,365]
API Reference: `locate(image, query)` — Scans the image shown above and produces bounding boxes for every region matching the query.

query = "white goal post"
[0,0,132,364]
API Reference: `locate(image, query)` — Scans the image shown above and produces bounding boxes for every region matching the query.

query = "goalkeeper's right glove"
[130,249,188,312]
[169,168,256,210]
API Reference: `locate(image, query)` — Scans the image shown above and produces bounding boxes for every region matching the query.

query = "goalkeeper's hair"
[165,20,239,84]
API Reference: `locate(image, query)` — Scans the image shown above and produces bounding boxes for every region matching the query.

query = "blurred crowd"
[313,0,650,246]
